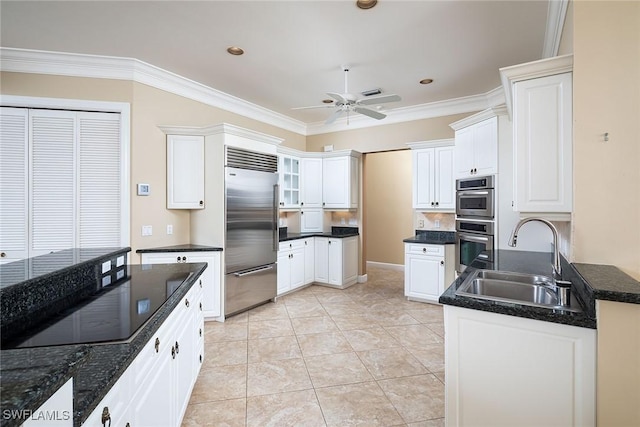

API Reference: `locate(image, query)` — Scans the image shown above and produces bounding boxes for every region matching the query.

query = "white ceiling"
[0,0,554,130]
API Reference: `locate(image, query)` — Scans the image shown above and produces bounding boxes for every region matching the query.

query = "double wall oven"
[455,175,495,273]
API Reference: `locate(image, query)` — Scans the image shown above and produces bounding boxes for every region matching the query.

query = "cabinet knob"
[199,302,202,311]
[199,280,202,288]
[182,256,187,262]
[175,340,180,354]
[171,345,176,360]
[199,328,202,337]
[155,337,160,353]
[199,200,204,206]
[0,252,6,258]
[301,211,304,215]
[199,354,203,363]
[470,168,473,174]
[322,202,325,206]
[185,299,190,307]
[304,241,307,245]
[176,256,181,262]
[440,260,445,265]
[423,248,426,253]
[101,407,111,427]
[328,241,332,245]
[289,243,292,248]
[431,202,435,206]
[301,202,304,206]
[435,202,439,206]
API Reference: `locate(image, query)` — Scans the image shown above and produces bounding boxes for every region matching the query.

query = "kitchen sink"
[455,270,582,312]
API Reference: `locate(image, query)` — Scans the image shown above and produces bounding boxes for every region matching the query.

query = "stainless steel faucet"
[508,217,562,278]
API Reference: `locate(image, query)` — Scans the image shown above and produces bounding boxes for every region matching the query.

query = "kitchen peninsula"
[0,248,207,427]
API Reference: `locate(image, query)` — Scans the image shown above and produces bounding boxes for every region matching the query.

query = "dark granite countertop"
[403,230,456,245]
[572,263,640,305]
[136,244,223,253]
[279,226,359,242]
[0,262,206,427]
[439,250,598,329]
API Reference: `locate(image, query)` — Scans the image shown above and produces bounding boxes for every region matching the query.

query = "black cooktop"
[2,264,196,349]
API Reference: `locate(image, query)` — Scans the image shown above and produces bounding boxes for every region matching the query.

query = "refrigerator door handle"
[234,265,275,277]
[273,183,279,252]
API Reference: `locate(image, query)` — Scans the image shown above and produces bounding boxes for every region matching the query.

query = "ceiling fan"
[293,65,401,124]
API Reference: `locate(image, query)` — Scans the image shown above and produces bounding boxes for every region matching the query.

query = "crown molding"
[449,105,509,131]
[1,47,507,137]
[542,0,569,59]
[0,47,307,135]
[159,122,283,146]
[406,138,455,150]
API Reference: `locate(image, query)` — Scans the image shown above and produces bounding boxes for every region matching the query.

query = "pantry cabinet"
[500,54,573,218]
[404,243,454,303]
[166,134,205,209]
[140,250,221,319]
[444,305,595,426]
[451,116,498,179]
[322,154,359,209]
[408,141,455,211]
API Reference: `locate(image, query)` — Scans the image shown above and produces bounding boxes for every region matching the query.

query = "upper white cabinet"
[167,135,205,209]
[408,140,455,211]
[451,116,498,179]
[500,55,573,217]
[279,154,301,209]
[300,157,323,208]
[322,154,359,210]
[300,208,324,233]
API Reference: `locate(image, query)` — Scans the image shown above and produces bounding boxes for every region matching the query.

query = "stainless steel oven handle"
[234,265,274,277]
[458,190,490,196]
[458,234,491,243]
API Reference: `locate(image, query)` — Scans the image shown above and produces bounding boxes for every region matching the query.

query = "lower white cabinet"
[302,238,314,285]
[140,251,221,319]
[277,240,305,295]
[404,243,454,303]
[444,305,596,427]
[314,236,358,288]
[83,282,203,427]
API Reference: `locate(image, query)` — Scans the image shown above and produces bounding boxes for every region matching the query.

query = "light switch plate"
[142,225,152,236]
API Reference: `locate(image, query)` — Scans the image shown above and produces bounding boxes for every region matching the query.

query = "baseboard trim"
[366,261,405,272]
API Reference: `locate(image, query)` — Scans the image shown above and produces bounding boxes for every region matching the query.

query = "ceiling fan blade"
[354,106,386,120]
[291,104,334,110]
[325,109,344,125]
[357,94,402,106]
[327,92,347,104]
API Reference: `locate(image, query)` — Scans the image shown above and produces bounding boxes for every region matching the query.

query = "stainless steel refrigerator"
[224,147,278,317]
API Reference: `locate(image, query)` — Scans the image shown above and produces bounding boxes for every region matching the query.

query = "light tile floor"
[182,267,445,427]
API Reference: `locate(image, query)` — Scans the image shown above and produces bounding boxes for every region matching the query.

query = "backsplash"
[414,212,455,231]
[330,211,358,227]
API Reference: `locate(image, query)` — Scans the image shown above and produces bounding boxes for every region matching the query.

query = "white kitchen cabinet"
[301,157,323,208]
[512,72,572,214]
[277,240,305,295]
[408,141,455,211]
[167,134,205,209]
[140,250,221,319]
[84,281,203,427]
[279,154,301,209]
[404,243,454,303]
[444,305,596,427]
[322,155,359,209]
[451,116,498,179]
[23,378,73,426]
[300,208,324,233]
[302,238,315,285]
[315,236,358,288]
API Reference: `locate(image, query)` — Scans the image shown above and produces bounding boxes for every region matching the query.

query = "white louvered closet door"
[0,107,29,263]
[29,110,77,257]
[78,112,121,248]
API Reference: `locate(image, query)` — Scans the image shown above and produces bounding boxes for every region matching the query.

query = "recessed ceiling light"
[356,0,377,10]
[322,99,334,104]
[227,46,244,56]
[420,78,434,85]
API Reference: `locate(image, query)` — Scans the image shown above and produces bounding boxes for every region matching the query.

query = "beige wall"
[306,113,470,153]
[363,150,414,265]
[572,1,640,280]
[596,300,640,426]
[0,72,306,262]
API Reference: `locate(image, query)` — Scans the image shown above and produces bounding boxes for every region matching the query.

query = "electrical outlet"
[142,225,152,236]
[418,220,424,228]
[435,220,440,228]
[167,224,173,235]
[341,218,346,225]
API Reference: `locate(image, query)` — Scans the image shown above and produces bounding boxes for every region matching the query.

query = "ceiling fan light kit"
[356,0,378,10]
[226,46,244,56]
[292,65,401,125]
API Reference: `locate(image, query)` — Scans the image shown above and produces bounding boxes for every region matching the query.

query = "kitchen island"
[439,249,640,427]
[0,249,206,427]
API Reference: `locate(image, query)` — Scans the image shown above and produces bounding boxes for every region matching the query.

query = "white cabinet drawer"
[405,244,445,257]
[279,239,305,252]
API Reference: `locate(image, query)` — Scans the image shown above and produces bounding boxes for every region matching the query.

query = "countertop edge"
[279,232,359,242]
[136,245,223,253]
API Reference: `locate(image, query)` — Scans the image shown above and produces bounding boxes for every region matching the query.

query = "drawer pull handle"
[175,340,180,354]
[199,328,202,337]
[101,407,111,427]
[155,338,160,353]
[171,345,176,359]
[199,354,202,363]
[199,302,202,311]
